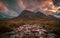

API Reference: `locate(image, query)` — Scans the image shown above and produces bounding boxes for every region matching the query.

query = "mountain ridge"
[0,10,60,21]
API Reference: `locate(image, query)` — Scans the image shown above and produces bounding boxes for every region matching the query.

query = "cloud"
[0,2,8,12]
[18,0,42,11]
[0,10,19,18]
[18,0,60,15]
[53,15,60,18]
[0,1,19,18]
[7,10,19,17]
[0,0,60,18]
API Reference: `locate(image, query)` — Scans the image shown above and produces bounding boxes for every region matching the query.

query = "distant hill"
[17,10,58,20]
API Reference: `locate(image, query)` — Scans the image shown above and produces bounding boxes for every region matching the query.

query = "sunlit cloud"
[18,0,60,15]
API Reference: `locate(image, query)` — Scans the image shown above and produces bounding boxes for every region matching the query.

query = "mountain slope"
[18,10,36,19]
[18,10,58,20]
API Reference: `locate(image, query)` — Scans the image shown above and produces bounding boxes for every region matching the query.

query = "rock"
[0,24,56,38]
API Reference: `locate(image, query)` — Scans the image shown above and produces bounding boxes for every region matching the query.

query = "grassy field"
[0,18,60,33]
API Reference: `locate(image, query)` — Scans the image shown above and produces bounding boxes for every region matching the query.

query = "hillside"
[0,10,60,34]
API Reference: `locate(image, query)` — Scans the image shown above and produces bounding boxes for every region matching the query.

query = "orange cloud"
[18,0,60,15]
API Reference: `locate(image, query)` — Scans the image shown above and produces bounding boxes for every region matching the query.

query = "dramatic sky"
[0,0,60,18]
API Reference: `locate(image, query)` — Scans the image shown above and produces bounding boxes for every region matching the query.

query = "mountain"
[48,15,58,19]
[18,10,47,19]
[18,10,36,19]
[18,10,58,20]
[0,10,59,20]
[36,11,47,18]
